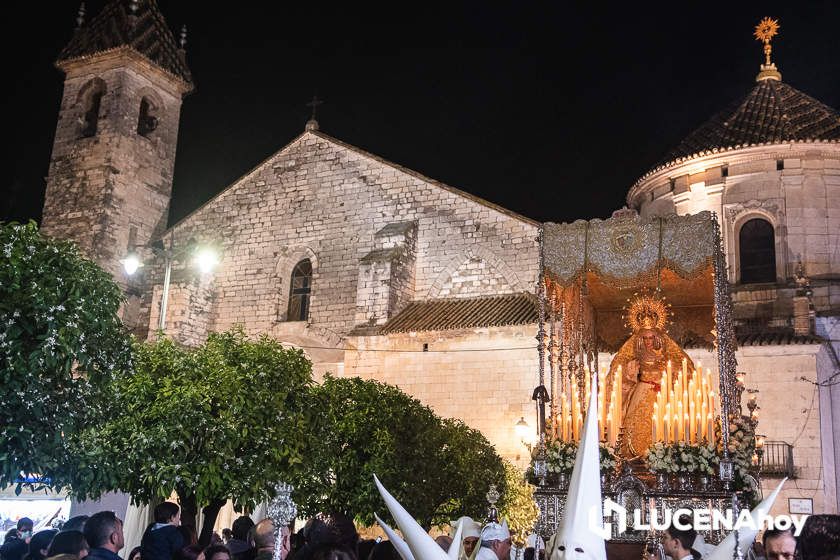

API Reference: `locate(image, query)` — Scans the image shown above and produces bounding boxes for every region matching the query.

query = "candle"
[707,413,714,443]
[663,415,670,444]
[700,401,708,440]
[684,413,690,444]
[689,401,696,443]
[677,401,684,441]
[652,414,657,443]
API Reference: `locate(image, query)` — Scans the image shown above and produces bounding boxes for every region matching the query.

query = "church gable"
[165,129,540,339]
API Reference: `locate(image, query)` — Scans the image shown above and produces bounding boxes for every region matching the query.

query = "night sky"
[3,1,838,226]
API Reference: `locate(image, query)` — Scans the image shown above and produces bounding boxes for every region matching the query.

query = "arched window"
[136,97,159,136]
[739,218,776,284]
[286,259,312,321]
[78,79,106,138]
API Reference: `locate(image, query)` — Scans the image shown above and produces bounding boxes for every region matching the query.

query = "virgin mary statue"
[608,293,694,459]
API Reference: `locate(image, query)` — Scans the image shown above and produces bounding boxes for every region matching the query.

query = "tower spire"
[754,17,782,82]
[75,2,86,29]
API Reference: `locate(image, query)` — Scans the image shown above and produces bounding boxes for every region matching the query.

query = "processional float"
[530,209,765,548]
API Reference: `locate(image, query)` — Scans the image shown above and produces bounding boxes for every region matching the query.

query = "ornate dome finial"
[75,2,86,29]
[754,17,782,82]
[179,24,188,50]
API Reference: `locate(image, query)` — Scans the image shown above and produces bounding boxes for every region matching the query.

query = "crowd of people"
[1,503,837,560]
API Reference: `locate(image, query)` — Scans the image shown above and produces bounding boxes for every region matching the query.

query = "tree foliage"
[293,375,505,528]
[69,327,312,541]
[498,461,538,547]
[0,221,131,491]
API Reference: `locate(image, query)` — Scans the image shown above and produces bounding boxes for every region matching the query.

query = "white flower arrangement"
[645,441,719,474]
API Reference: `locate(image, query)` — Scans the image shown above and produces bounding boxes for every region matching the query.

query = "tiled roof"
[380,293,537,334]
[58,0,193,88]
[736,331,824,347]
[652,79,840,171]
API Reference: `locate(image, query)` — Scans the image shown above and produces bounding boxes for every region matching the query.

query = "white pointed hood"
[704,478,786,560]
[375,513,415,560]
[550,373,607,560]
[374,474,464,560]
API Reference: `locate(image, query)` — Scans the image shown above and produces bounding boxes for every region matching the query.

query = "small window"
[721,165,729,177]
[739,218,776,284]
[286,259,312,321]
[81,91,103,137]
[137,98,159,137]
[77,78,106,138]
[669,178,676,191]
[776,159,784,171]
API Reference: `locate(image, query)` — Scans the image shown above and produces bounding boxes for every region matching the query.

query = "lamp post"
[122,240,219,330]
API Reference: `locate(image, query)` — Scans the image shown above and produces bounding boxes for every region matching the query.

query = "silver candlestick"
[267,482,297,560]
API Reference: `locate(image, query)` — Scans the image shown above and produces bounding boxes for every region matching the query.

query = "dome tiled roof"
[57,0,193,89]
[653,78,840,171]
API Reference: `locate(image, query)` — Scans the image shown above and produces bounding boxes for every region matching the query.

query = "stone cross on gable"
[306,95,323,121]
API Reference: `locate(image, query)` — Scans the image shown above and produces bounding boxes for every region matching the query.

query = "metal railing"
[760,441,795,478]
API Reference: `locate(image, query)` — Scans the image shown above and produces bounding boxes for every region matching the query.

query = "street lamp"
[122,241,219,330]
[120,252,143,276]
[515,417,531,443]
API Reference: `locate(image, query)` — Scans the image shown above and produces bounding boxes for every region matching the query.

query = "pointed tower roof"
[640,18,840,178]
[58,0,193,89]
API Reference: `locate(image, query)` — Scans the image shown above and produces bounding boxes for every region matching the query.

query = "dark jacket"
[141,524,185,560]
[0,538,28,560]
[86,549,121,560]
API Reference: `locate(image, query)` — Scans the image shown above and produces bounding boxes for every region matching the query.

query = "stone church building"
[39,1,840,516]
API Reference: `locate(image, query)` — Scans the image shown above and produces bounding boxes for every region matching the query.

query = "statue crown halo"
[625,293,669,332]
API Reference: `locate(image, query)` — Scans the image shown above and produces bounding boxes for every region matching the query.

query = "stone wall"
[677,345,837,515]
[344,325,539,467]
[152,131,540,353]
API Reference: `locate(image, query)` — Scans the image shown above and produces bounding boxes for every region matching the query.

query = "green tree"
[69,327,312,544]
[294,375,505,528]
[0,221,131,491]
[498,461,538,547]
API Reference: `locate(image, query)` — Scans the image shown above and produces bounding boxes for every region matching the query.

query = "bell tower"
[41,0,193,281]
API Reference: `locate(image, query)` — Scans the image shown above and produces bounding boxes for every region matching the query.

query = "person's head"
[178,525,198,547]
[29,530,59,560]
[18,518,34,538]
[253,520,275,552]
[61,517,89,534]
[480,523,512,560]
[451,517,481,557]
[48,531,90,560]
[179,545,205,560]
[434,536,452,552]
[83,511,124,553]
[231,517,255,543]
[317,514,358,551]
[309,544,357,560]
[796,514,840,560]
[154,502,181,526]
[763,528,796,560]
[127,546,142,560]
[222,530,233,544]
[203,544,231,560]
[662,515,696,560]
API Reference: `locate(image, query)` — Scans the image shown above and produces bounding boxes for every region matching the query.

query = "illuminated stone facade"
[39,2,840,517]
